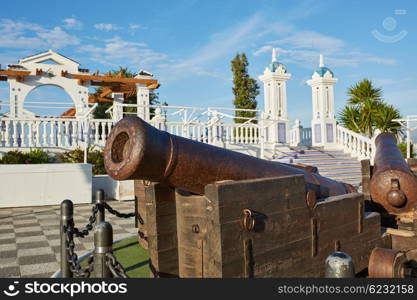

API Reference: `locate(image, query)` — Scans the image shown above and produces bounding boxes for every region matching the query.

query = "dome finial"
[272,48,278,63]
[319,54,324,67]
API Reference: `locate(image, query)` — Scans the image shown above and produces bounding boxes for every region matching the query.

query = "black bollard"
[94,221,113,278]
[95,189,105,224]
[60,199,74,278]
[325,251,355,278]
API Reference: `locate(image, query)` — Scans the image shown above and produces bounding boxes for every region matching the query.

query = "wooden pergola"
[0,64,160,118]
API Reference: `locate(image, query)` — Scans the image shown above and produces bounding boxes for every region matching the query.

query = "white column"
[112,92,124,122]
[290,119,302,146]
[258,49,291,144]
[136,83,150,121]
[307,55,337,148]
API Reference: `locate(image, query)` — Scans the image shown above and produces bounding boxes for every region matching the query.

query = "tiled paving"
[0,201,138,278]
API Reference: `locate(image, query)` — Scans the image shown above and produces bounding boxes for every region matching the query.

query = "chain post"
[325,251,355,278]
[95,189,105,224]
[94,221,113,278]
[61,199,73,278]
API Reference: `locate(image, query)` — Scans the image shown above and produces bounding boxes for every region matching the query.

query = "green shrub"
[58,146,106,175]
[398,142,415,158]
[0,150,27,164]
[0,149,50,164]
[0,147,106,175]
[25,148,50,163]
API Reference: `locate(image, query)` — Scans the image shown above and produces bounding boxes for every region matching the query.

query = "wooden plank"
[361,159,372,200]
[145,183,178,277]
[134,180,147,248]
[0,70,31,76]
[205,175,307,224]
[314,193,363,229]
[175,190,207,278]
[71,73,158,85]
[202,177,386,277]
[392,235,417,251]
[218,208,312,263]
[203,176,309,277]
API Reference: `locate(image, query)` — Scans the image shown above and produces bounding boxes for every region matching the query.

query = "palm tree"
[338,79,401,137]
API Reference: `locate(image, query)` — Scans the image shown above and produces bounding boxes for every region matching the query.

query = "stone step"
[322,173,362,180]
[275,151,350,157]
[311,164,360,170]
[319,171,362,177]
[273,159,360,167]
[292,156,359,162]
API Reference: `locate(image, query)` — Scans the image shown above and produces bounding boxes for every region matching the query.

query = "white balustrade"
[336,125,372,159]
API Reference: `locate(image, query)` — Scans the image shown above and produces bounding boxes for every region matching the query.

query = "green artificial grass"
[80,236,149,278]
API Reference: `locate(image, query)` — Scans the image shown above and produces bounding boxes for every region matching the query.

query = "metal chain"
[148,258,160,278]
[105,252,128,278]
[72,204,99,238]
[104,202,136,219]
[63,222,94,278]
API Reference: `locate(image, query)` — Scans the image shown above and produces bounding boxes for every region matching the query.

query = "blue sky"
[0,0,416,125]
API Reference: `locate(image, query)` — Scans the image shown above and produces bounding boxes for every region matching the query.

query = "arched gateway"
[0,50,159,119]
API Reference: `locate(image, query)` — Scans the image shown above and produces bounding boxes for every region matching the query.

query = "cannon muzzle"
[104,116,355,198]
[369,133,417,214]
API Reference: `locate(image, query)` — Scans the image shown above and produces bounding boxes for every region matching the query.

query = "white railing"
[108,103,278,147]
[336,125,373,159]
[300,128,312,146]
[289,120,312,147]
[0,118,114,149]
[0,104,286,158]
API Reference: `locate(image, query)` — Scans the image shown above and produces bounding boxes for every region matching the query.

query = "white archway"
[6,50,90,118]
[23,84,74,117]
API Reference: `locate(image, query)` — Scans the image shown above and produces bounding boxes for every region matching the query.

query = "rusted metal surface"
[240,209,256,232]
[104,116,355,198]
[369,133,417,214]
[368,247,407,278]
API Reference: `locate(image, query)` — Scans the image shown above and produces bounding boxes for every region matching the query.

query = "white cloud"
[271,31,345,53]
[156,13,263,81]
[63,18,83,30]
[253,45,273,57]
[37,26,80,48]
[94,23,121,31]
[78,36,166,68]
[129,24,146,30]
[0,19,79,49]
[253,29,396,69]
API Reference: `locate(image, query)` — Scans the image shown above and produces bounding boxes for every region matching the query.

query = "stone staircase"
[272,146,362,187]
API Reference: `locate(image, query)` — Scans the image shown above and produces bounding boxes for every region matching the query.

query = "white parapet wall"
[92,175,135,201]
[0,163,92,208]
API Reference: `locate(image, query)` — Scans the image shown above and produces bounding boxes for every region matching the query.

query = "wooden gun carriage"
[105,117,416,278]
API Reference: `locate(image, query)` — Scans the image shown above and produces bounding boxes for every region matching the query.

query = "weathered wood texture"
[361,159,372,201]
[145,183,179,277]
[134,180,148,248]
[175,175,390,278]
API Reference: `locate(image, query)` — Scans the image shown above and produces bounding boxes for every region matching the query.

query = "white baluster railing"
[336,125,373,159]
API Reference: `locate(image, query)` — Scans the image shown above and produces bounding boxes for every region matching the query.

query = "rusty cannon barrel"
[369,133,417,214]
[104,116,355,199]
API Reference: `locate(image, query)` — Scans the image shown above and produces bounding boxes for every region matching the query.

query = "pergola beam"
[70,73,158,85]
[0,70,31,76]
